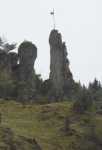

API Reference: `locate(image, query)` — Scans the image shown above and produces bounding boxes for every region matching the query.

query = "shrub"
[17,88,27,107]
[73,87,94,113]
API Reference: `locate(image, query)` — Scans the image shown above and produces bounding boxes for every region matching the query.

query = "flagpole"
[53,9,55,29]
[50,9,55,29]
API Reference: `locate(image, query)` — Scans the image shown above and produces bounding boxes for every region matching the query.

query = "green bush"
[73,87,94,113]
[17,89,27,107]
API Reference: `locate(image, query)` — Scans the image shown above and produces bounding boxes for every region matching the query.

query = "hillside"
[0,99,102,150]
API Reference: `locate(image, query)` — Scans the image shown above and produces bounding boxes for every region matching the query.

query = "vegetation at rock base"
[0,70,13,98]
[17,88,27,107]
[62,82,78,94]
[0,68,102,149]
[73,85,94,113]
[11,71,19,81]
[88,77,102,102]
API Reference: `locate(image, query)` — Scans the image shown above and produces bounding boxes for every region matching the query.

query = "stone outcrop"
[0,49,11,76]
[49,29,78,102]
[18,41,37,88]
[0,41,37,100]
[9,52,18,69]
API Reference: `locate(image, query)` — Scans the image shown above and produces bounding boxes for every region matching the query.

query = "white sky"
[0,0,102,88]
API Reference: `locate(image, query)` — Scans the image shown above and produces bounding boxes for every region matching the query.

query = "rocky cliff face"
[9,52,18,69]
[18,41,37,88]
[0,50,11,76]
[49,30,78,102]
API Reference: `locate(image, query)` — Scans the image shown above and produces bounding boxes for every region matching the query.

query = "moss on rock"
[50,29,58,35]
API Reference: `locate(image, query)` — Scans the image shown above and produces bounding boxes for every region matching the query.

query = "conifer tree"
[92,78,99,93]
[0,37,16,53]
[88,78,102,102]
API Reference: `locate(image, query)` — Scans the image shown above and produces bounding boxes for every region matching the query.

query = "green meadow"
[0,99,102,150]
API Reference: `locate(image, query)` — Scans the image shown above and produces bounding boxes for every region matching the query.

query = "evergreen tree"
[0,37,16,53]
[92,78,99,93]
[88,82,92,91]
[98,81,102,89]
[73,86,94,113]
[88,78,102,102]
[83,84,87,90]
[77,80,82,90]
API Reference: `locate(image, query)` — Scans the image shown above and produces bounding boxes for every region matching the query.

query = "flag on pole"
[50,12,54,15]
[50,9,55,29]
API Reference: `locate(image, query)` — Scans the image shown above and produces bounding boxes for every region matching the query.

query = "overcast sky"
[0,0,102,88]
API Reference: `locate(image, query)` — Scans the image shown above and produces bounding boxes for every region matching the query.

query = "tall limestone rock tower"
[18,41,37,88]
[49,30,78,102]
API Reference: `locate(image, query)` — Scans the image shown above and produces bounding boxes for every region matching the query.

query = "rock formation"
[9,52,18,69]
[0,49,11,76]
[18,41,37,88]
[49,29,78,102]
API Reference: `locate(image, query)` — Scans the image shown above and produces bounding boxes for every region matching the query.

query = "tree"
[94,90,100,102]
[88,82,92,91]
[88,78,102,102]
[0,37,3,48]
[0,37,17,53]
[77,80,82,90]
[92,78,99,93]
[82,84,87,90]
[73,86,94,113]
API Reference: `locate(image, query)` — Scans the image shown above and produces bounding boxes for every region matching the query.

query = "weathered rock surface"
[0,126,42,150]
[9,52,18,69]
[49,30,78,102]
[18,41,37,88]
[0,50,11,76]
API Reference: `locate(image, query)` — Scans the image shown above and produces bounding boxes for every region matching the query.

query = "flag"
[50,12,54,15]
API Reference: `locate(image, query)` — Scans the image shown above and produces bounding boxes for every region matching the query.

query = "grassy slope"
[0,99,102,150]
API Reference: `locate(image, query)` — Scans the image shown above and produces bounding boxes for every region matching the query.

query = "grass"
[0,99,102,150]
